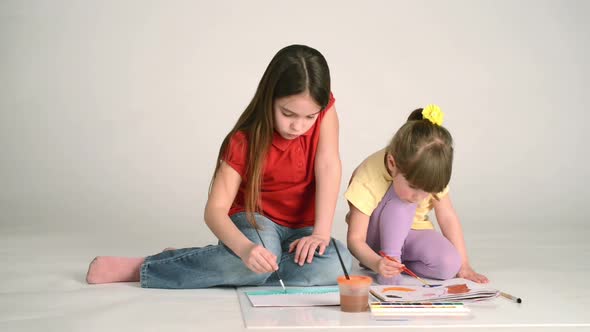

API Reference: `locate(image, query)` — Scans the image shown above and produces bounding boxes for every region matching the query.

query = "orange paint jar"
[337,275,372,312]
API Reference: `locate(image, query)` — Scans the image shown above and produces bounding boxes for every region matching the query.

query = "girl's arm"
[288,106,340,265]
[433,194,489,283]
[204,161,278,273]
[346,204,403,277]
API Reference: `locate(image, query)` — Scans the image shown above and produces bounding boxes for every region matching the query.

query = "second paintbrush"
[378,251,432,287]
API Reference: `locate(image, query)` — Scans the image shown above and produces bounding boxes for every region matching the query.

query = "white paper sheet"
[245,287,340,307]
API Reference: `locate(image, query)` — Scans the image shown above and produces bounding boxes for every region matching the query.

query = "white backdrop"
[1,1,588,254]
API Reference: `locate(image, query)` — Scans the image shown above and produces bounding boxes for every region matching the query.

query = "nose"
[291,118,304,132]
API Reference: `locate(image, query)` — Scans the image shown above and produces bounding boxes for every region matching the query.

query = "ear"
[386,153,397,175]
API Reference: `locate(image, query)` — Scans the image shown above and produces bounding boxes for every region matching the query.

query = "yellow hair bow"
[422,104,444,126]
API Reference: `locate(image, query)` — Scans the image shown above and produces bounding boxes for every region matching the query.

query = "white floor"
[1,220,589,332]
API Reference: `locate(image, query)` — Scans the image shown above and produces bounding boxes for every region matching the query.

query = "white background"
[2,0,588,261]
[2,1,590,331]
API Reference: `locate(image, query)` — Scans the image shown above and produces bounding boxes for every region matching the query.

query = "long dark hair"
[211,45,331,227]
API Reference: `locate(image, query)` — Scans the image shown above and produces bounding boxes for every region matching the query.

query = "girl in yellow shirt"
[345,105,488,284]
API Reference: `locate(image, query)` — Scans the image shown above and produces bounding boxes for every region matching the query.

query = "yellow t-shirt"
[344,149,449,230]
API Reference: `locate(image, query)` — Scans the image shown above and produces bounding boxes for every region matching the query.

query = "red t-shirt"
[223,94,336,228]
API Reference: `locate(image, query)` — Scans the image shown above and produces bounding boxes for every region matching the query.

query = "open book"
[370,278,499,303]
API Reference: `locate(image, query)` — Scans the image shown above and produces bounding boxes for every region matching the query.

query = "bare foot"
[86,256,145,284]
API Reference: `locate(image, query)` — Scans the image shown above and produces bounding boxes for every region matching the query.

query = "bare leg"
[86,256,145,284]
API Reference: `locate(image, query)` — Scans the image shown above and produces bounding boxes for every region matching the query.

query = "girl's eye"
[282,112,294,117]
[307,114,317,119]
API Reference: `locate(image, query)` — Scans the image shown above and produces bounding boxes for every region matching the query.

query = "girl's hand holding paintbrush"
[376,252,405,278]
[240,242,279,274]
[379,251,432,287]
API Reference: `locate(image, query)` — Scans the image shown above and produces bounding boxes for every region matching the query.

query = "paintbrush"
[334,239,386,302]
[332,237,350,280]
[378,251,432,287]
[253,227,286,293]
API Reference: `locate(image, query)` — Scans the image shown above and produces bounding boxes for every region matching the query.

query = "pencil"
[500,291,522,303]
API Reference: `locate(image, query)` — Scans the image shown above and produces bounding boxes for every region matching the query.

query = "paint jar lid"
[337,275,372,286]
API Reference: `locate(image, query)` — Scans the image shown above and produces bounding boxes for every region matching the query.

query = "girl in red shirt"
[86,45,352,288]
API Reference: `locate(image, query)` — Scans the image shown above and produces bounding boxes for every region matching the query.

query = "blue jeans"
[140,212,353,289]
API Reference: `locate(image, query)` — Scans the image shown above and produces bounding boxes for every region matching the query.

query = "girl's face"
[273,92,322,140]
[386,154,429,204]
